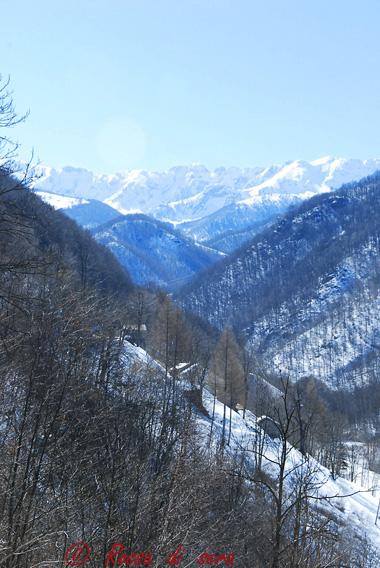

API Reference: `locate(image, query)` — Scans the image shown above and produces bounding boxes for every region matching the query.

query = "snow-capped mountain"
[32,157,380,291]
[31,157,380,256]
[32,157,380,227]
[180,172,380,389]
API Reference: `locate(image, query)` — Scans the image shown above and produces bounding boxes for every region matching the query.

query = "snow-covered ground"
[249,239,380,388]
[199,388,380,551]
[124,341,380,552]
[342,441,380,497]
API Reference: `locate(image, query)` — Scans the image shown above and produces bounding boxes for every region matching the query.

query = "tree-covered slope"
[0,173,134,297]
[181,172,380,388]
[92,213,223,290]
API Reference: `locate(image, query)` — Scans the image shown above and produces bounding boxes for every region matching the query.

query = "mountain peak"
[31,157,380,224]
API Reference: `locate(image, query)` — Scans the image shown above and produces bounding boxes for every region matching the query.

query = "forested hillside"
[178,195,300,251]
[0,169,241,566]
[181,173,380,389]
[92,213,222,290]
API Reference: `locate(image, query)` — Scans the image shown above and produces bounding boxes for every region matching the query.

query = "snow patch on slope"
[199,390,380,551]
[36,191,89,209]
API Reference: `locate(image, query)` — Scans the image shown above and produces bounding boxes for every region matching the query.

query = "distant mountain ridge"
[32,157,380,224]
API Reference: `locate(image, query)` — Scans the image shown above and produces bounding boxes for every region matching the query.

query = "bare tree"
[209,327,245,448]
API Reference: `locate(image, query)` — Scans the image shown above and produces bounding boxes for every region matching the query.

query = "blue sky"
[1,0,380,172]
